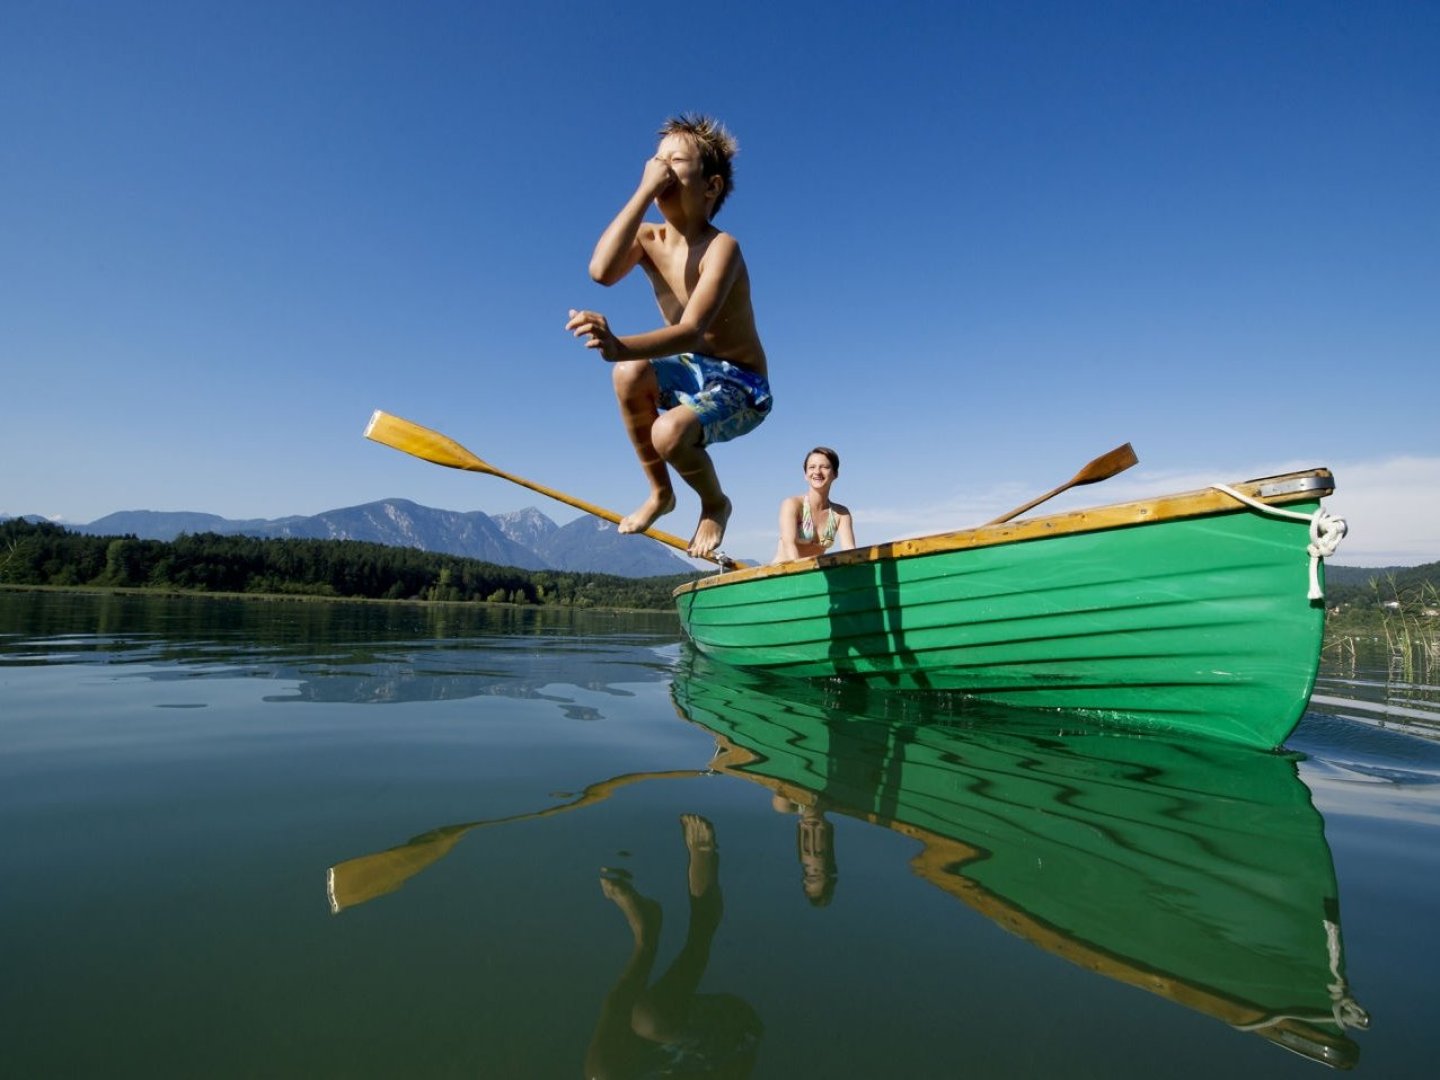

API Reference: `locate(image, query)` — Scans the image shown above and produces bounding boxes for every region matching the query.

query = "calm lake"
[3,590,1438,1078]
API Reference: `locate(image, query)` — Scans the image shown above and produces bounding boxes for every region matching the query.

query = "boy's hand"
[640,156,675,199]
[567,309,626,361]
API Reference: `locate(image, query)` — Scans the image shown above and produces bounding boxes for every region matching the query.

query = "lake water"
[3,591,1438,1078]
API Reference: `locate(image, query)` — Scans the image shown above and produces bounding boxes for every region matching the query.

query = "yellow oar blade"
[364,410,495,474]
[327,825,471,913]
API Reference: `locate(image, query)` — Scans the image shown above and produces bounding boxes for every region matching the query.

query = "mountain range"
[17,500,696,577]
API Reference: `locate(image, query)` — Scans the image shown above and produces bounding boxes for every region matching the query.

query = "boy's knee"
[612,359,653,395]
[652,408,701,458]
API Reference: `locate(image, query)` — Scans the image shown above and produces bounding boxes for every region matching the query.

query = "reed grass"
[1371,578,1437,683]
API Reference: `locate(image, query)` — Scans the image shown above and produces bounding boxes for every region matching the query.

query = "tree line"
[0,519,698,610]
[1324,561,1440,609]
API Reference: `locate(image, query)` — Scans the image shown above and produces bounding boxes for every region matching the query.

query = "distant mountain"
[82,509,300,541]
[256,500,544,569]
[493,507,559,551]
[536,515,673,576]
[57,500,693,577]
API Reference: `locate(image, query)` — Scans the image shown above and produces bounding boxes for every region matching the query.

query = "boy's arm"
[589,158,674,285]
[570,235,744,361]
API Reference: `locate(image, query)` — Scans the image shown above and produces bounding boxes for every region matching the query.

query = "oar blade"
[327,826,471,913]
[1071,442,1138,486]
[365,410,494,474]
[983,442,1139,526]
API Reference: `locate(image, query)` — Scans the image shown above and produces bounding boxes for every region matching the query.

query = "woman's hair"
[805,446,840,473]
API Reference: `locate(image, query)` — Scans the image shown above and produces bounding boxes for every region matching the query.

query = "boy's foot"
[600,871,662,943]
[688,497,731,558]
[681,813,718,898]
[619,490,676,535]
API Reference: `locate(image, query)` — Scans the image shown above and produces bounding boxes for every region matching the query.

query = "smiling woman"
[773,446,856,563]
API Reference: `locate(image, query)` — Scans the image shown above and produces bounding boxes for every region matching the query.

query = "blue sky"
[3,0,1436,566]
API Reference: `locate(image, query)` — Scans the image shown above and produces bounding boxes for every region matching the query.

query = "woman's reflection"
[772,794,838,906]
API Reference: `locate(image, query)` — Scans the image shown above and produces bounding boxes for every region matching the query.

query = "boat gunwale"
[675,468,1334,598]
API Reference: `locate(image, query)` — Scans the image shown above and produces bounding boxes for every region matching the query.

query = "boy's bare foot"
[619,490,676,534]
[681,813,718,898]
[600,871,662,943]
[687,497,731,558]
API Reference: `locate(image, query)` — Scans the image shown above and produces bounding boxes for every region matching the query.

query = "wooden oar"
[984,442,1138,526]
[364,410,744,568]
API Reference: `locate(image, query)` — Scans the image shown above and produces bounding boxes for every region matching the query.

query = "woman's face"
[804,453,836,487]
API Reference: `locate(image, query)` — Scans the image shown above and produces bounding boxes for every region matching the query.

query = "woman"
[773,446,855,563]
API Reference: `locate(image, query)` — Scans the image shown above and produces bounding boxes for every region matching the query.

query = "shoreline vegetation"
[1326,576,1440,684]
[4,519,1437,648]
[1,519,696,612]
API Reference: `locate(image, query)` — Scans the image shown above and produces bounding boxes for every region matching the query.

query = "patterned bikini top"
[800,501,839,548]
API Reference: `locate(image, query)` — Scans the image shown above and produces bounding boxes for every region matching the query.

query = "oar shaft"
[480,463,699,555]
[985,487,1062,526]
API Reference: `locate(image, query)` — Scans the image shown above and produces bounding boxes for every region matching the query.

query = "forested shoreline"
[0,519,696,610]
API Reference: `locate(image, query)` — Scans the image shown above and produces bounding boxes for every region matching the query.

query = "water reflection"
[1314,637,1440,740]
[0,591,681,714]
[587,816,762,1080]
[326,768,704,912]
[671,654,1370,1069]
[327,646,1371,1070]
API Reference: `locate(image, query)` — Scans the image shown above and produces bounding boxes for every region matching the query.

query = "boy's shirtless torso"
[635,222,768,378]
[568,115,765,559]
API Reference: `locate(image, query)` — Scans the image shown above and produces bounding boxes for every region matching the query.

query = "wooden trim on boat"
[676,468,1334,597]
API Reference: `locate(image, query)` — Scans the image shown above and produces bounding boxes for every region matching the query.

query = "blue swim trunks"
[651,353,773,446]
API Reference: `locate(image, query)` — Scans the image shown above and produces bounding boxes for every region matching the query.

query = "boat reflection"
[670,653,1369,1069]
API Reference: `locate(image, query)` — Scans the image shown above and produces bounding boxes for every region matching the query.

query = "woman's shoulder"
[830,501,852,517]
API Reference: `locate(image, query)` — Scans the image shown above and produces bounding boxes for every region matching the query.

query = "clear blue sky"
[3,0,1436,566]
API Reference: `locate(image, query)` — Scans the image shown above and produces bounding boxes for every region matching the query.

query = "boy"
[566,114,770,560]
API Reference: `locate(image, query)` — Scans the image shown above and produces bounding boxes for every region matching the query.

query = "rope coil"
[1210,484,1347,601]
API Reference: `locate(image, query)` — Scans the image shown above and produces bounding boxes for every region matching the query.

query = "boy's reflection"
[586,814,763,1079]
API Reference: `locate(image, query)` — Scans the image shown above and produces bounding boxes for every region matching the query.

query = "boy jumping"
[566,114,770,560]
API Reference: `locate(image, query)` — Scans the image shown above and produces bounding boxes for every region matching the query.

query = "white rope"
[1323,917,1371,1030]
[1210,484,1348,601]
[1232,917,1368,1034]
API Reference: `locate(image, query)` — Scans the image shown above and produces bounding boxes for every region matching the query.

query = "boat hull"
[675,473,1334,749]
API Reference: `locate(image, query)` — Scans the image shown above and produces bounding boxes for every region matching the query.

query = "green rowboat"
[670,653,1369,1068]
[674,469,1346,749]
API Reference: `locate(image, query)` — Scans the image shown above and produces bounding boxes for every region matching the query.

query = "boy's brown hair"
[659,113,738,217]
